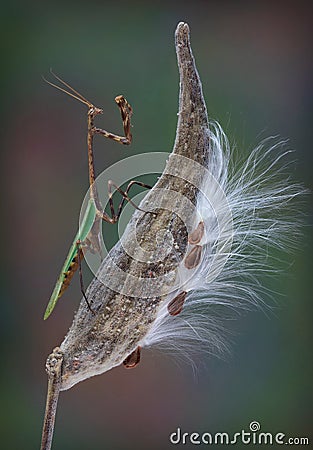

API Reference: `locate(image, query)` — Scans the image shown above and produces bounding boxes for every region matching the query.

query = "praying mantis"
[43,72,151,319]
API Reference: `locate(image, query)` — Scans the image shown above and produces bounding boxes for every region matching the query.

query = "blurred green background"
[1,1,312,449]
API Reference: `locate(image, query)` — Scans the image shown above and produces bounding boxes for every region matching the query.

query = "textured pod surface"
[58,22,212,391]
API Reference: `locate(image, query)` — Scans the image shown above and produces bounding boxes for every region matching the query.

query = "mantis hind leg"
[76,181,152,314]
[76,240,95,314]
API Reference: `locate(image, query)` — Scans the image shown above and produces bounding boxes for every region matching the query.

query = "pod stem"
[40,347,63,450]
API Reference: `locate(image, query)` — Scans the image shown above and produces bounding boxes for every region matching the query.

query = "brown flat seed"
[188,221,204,244]
[168,291,187,316]
[123,346,141,369]
[184,245,202,269]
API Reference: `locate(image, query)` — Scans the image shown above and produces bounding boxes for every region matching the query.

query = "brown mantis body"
[44,72,151,318]
[41,22,210,450]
